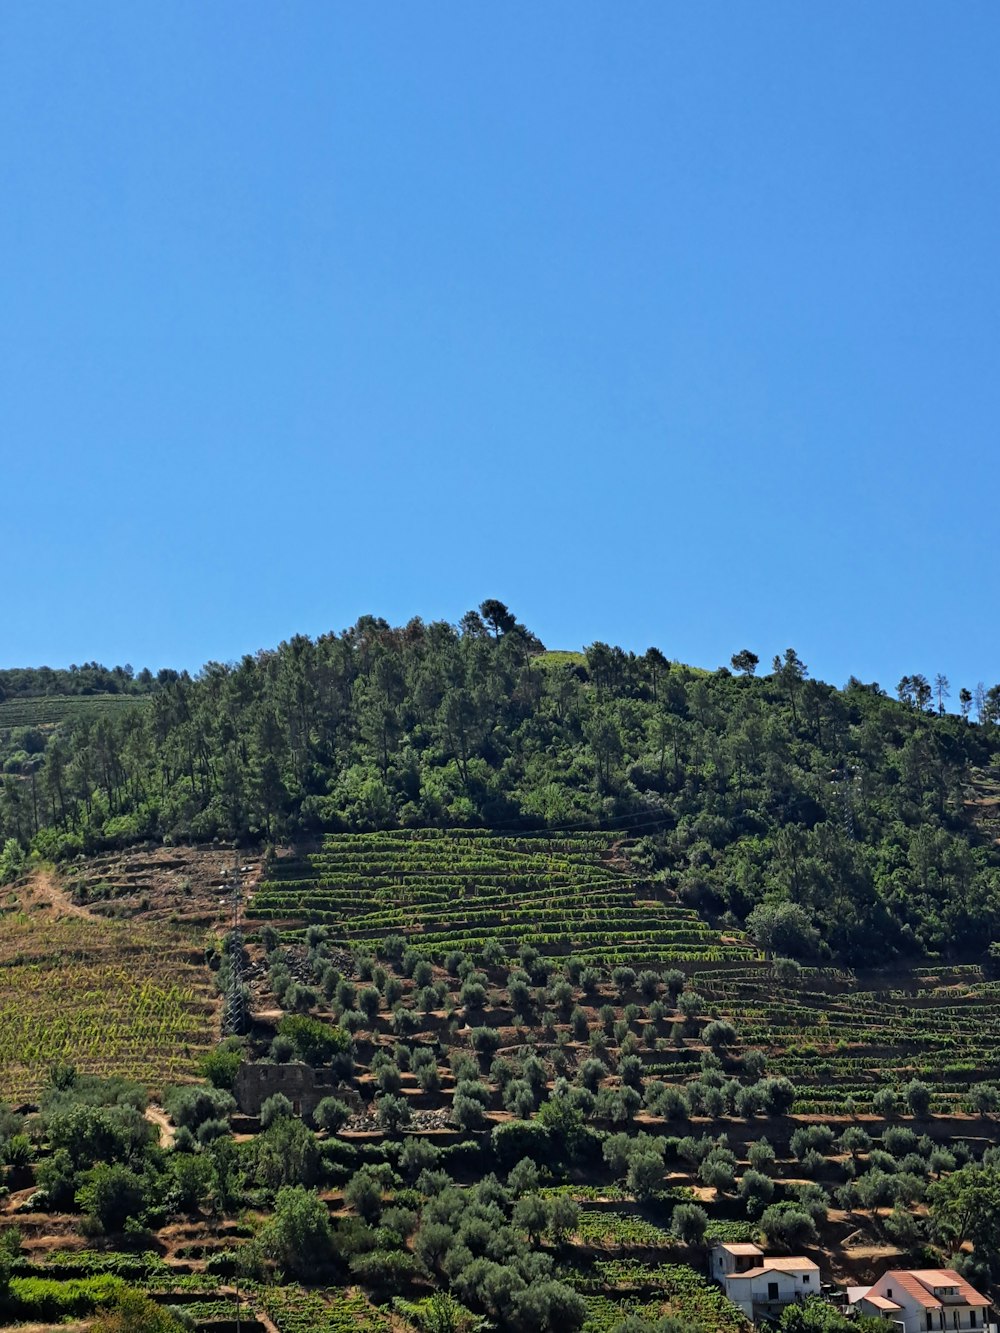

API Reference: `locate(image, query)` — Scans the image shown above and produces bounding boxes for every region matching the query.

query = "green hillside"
[2,603,1000,972]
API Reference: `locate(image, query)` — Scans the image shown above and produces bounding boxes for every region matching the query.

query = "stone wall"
[233,1060,356,1119]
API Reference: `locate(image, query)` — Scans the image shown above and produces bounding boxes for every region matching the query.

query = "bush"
[163,1085,235,1132]
[279,1014,352,1066]
[260,1093,294,1128]
[314,1097,351,1133]
[350,1248,420,1289]
[376,1094,412,1133]
[199,1040,244,1090]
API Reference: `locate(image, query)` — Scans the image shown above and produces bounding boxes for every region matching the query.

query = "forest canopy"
[3,602,1000,968]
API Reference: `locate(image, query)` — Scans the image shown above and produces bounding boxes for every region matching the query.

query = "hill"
[3,603,999,970]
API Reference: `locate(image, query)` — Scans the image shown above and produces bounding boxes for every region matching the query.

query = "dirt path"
[16,868,95,920]
[145,1104,175,1148]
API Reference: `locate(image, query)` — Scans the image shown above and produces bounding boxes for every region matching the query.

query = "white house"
[723,1256,820,1319]
[851,1270,993,1333]
[709,1241,764,1281]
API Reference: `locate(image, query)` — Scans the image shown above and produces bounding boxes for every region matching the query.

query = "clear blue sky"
[3,4,998,695]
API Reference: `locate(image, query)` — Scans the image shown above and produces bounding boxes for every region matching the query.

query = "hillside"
[3,603,1000,971]
[4,832,1000,1332]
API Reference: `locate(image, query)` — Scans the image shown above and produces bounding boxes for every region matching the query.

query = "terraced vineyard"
[571,1260,748,1333]
[256,1285,391,1331]
[0,692,148,730]
[254,830,755,965]
[0,914,217,1100]
[693,960,1000,1113]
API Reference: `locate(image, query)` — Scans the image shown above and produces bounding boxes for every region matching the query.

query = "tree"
[413,1221,455,1274]
[261,1185,333,1278]
[838,1126,871,1160]
[670,1202,708,1243]
[480,600,517,639]
[314,1097,351,1133]
[872,1086,899,1119]
[731,649,759,677]
[761,1204,818,1249]
[344,1165,384,1222]
[628,1151,665,1200]
[278,1014,351,1066]
[934,674,950,715]
[740,1168,775,1216]
[959,688,973,719]
[513,1194,550,1245]
[549,1194,579,1246]
[376,1092,412,1134]
[260,1092,293,1128]
[76,1163,148,1233]
[746,902,819,959]
[927,1164,1000,1255]
[758,1077,796,1115]
[855,1169,894,1219]
[511,1279,587,1332]
[748,1138,776,1173]
[780,1297,895,1333]
[250,1116,321,1190]
[904,1079,932,1118]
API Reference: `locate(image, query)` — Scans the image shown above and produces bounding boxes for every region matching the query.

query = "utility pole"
[841,762,860,842]
[223,853,246,1036]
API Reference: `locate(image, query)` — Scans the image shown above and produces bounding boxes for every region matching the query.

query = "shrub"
[376,1094,412,1134]
[748,1137,776,1173]
[314,1097,351,1133]
[164,1085,235,1132]
[199,1040,244,1090]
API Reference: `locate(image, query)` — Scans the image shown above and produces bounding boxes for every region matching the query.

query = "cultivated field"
[0,914,217,1102]
[255,830,756,965]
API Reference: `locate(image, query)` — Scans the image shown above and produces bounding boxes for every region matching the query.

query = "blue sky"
[2,4,997,696]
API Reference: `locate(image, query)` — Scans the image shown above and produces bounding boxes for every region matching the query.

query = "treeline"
[2,602,1000,966]
[0,663,179,701]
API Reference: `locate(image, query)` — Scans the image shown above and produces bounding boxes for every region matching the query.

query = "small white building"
[851,1270,993,1333]
[723,1256,821,1319]
[709,1241,765,1281]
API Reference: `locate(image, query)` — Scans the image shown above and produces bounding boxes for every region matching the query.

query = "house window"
[887,1291,893,1299]
[803,1277,811,1285]
[970,1313,977,1328]
[768,1283,779,1302]
[926,1316,932,1331]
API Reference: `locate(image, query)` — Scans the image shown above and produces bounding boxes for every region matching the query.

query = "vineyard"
[254,830,755,966]
[4,834,1000,1333]
[0,691,147,731]
[0,914,216,1101]
[692,960,1000,1113]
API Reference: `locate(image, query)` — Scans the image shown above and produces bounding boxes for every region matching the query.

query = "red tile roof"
[874,1271,991,1309]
